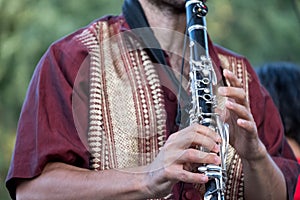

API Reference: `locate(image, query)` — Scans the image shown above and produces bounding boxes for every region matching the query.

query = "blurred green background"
[0,0,299,199]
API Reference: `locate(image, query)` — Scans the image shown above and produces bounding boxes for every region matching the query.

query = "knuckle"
[184,149,195,160]
[178,171,189,182]
[167,133,176,141]
[198,151,207,160]
[202,153,215,162]
[163,166,173,179]
[167,132,179,144]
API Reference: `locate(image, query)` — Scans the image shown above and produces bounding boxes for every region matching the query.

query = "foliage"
[207,0,300,66]
[0,0,299,199]
[0,0,122,199]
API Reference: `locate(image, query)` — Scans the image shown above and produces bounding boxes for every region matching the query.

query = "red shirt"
[5,14,300,200]
[295,158,300,199]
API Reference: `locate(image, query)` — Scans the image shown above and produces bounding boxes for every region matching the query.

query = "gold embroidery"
[76,22,107,170]
[75,19,249,199]
[76,20,166,171]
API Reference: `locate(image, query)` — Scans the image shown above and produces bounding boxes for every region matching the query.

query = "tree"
[0,1,122,199]
[1,0,299,199]
[207,0,300,66]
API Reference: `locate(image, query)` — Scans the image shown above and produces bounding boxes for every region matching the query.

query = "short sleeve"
[5,32,91,199]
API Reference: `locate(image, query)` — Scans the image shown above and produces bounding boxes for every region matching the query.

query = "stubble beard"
[147,0,186,14]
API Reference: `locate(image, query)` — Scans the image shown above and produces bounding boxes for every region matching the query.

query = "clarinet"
[185,0,229,199]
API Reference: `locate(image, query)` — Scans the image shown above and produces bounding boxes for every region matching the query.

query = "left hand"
[218,69,267,161]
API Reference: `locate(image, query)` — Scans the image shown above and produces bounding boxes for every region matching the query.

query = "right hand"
[144,123,222,198]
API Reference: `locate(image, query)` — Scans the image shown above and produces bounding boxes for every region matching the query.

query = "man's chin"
[148,0,186,14]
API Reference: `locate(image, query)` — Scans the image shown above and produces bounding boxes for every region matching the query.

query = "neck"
[138,0,187,55]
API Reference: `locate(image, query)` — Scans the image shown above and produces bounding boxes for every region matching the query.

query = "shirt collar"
[122,0,222,79]
[122,0,168,66]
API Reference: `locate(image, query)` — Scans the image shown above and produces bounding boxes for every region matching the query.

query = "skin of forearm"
[242,145,287,200]
[16,162,153,200]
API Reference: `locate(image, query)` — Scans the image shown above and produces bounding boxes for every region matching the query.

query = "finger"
[223,69,243,88]
[225,101,252,120]
[178,148,221,165]
[172,168,209,184]
[237,118,257,135]
[167,124,222,153]
[218,87,248,106]
[190,123,222,143]
[190,133,221,153]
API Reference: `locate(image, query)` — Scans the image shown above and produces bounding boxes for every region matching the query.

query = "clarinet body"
[185,1,229,199]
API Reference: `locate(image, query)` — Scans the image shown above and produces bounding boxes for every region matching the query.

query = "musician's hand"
[218,69,267,161]
[144,123,221,198]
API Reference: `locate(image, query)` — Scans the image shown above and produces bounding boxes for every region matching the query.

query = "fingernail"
[225,101,233,107]
[215,156,221,165]
[216,136,222,143]
[200,175,208,182]
[213,144,220,153]
[224,69,232,75]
